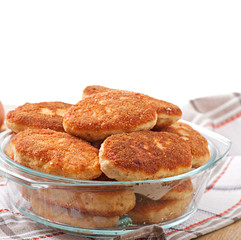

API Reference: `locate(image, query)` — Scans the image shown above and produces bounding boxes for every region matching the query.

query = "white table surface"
[1,1,241,107]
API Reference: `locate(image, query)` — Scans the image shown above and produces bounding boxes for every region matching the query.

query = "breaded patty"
[162,122,210,168]
[82,85,112,99]
[31,196,119,228]
[6,101,72,133]
[99,131,192,181]
[82,85,182,129]
[128,194,192,224]
[145,96,182,130]
[34,188,136,217]
[63,90,158,142]
[10,129,101,180]
[161,178,193,200]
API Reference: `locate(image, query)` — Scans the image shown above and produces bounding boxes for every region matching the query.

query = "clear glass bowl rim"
[0,120,231,187]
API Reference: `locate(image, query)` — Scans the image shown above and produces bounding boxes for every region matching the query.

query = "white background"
[0,1,241,109]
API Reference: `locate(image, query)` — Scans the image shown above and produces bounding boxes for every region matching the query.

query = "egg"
[0,101,4,129]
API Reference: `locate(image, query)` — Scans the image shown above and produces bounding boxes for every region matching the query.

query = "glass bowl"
[0,121,231,238]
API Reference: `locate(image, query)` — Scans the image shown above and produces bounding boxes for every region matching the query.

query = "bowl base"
[17,205,197,238]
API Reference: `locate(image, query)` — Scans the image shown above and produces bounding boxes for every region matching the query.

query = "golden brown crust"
[63,90,158,141]
[99,131,192,181]
[82,86,182,130]
[142,96,182,129]
[6,101,72,133]
[31,196,120,228]
[128,194,192,224]
[82,85,112,99]
[162,122,210,168]
[10,129,101,180]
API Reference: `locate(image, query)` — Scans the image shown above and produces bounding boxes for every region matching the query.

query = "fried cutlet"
[63,90,158,141]
[82,85,182,130]
[161,178,193,200]
[10,129,102,180]
[99,131,192,181]
[82,85,112,99]
[128,194,192,224]
[31,196,120,228]
[6,101,72,133]
[34,188,136,217]
[162,122,210,168]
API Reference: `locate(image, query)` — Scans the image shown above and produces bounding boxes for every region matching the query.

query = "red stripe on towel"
[166,198,241,236]
[205,157,233,193]
[0,208,21,215]
[27,232,65,240]
[205,112,241,129]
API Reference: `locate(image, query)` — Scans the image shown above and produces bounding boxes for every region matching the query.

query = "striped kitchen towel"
[165,92,241,240]
[0,93,241,240]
